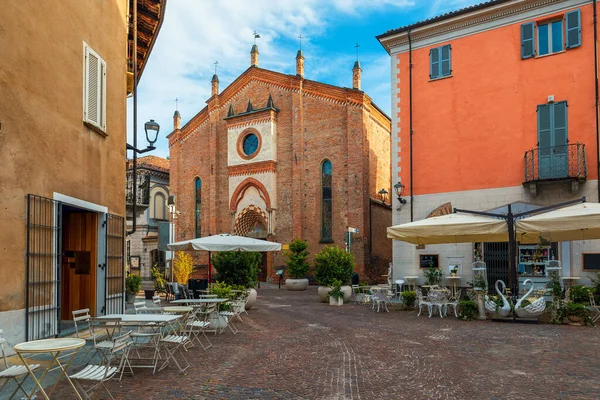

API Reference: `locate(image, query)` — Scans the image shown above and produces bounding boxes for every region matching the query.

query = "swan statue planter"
[515,279,546,319]
[484,280,511,318]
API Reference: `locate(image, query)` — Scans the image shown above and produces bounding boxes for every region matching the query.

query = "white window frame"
[83,42,107,133]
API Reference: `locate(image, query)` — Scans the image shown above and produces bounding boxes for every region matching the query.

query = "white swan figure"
[484,280,511,317]
[515,279,546,318]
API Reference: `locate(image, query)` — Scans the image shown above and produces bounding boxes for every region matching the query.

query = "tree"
[314,245,355,286]
[285,238,310,279]
[212,251,261,288]
[173,251,194,284]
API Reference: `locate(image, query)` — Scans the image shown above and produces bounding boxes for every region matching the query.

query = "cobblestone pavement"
[45,286,600,399]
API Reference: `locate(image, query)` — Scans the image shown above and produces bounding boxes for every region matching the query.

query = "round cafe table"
[13,337,86,399]
[404,276,418,291]
[162,306,193,313]
[446,276,462,299]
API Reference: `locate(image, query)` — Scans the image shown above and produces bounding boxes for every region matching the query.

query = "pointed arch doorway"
[233,206,271,282]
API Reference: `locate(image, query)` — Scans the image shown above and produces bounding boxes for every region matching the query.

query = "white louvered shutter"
[84,46,106,130]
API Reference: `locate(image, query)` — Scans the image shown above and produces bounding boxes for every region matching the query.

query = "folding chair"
[0,329,40,400]
[129,319,164,376]
[159,318,191,372]
[152,295,161,306]
[91,318,123,365]
[69,331,133,398]
[133,301,148,314]
[72,309,110,362]
[186,304,214,351]
[589,292,600,324]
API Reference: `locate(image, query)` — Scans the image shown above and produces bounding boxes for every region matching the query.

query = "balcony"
[523,143,587,196]
[126,173,150,206]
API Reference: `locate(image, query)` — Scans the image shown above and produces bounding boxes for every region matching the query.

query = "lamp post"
[394,181,407,211]
[167,195,178,282]
[126,119,160,236]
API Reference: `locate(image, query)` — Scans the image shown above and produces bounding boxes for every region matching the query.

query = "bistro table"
[446,276,462,299]
[561,276,581,291]
[404,276,418,291]
[13,337,86,400]
[171,298,228,305]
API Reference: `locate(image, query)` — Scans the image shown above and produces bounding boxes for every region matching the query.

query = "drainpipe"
[408,29,414,221]
[594,0,599,202]
[127,1,138,236]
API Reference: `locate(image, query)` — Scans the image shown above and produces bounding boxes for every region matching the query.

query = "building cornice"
[227,160,277,177]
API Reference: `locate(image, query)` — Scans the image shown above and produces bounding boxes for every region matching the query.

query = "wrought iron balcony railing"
[524,143,587,183]
[126,173,150,205]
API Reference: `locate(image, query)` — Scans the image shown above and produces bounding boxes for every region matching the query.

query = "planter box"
[329,297,343,306]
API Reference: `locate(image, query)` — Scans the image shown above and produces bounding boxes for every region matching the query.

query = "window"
[243,133,259,156]
[521,9,581,59]
[195,178,202,238]
[321,160,333,242]
[83,44,106,131]
[429,44,451,80]
[537,101,568,149]
[153,192,166,220]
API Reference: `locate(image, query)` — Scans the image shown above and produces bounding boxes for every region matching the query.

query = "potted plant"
[125,273,142,304]
[450,266,458,276]
[401,290,417,309]
[208,281,234,329]
[565,302,593,326]
[328,279,344,306]
[151,265,167,296]
[424,264,443,286]
[314,245,355,303]
[212,251,261,310]
[457,300,478,321]
[284,238,311,291]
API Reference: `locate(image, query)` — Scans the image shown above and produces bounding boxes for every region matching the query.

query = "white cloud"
[128,0,413,159]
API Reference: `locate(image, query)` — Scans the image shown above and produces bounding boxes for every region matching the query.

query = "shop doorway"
[60,205,98,321]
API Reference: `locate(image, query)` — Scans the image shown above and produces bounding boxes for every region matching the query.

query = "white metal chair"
[72,309,110,362]
[133,301,148,314]
[187,304,215,350]
[444,289,462,318]
[152,296,161,306]
[159,312,192,372]
[69,331,133,399]
[370,288,390,313]
[416,288,433,317]
[589,292,600,324]
[0,329,40,400]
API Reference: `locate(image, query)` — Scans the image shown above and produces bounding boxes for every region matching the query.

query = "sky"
[128,0,482,159]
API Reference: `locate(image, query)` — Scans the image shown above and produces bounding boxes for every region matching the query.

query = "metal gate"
[105,214,125,314]
[26,195,62,341]
[483,242,509,294]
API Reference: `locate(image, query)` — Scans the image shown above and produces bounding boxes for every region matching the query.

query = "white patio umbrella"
[167,234,282,282]
[516,202,600,244]
[387,212,508,244]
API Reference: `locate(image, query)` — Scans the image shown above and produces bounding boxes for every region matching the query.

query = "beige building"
[0,0,166,347]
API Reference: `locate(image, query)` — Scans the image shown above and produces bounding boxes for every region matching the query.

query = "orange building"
[378,0,600,288]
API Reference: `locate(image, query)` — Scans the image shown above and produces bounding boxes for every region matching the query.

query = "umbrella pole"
[208,251,212,286]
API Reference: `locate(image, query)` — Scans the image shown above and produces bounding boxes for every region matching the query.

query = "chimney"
[251,44,259,67]
[352,61,362,90]
[173,110,181,130]
[296,50,304,78]
[211,74,219,97]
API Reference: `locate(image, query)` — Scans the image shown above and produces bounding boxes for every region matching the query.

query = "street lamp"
[394,181,407,211]
[127,119,160,236]
[378,188,388,203]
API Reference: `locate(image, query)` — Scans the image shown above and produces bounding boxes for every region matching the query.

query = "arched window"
[153,192,166,220]
[321,159,332,241]
[195,178,202,238]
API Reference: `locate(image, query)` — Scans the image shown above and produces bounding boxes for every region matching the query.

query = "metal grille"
[483,242,509,294]
[524,143,587,182]
[105,214,125,314]
[26,195,62,341]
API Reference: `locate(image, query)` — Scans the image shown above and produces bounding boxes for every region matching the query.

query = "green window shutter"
[566,9,581,49]
[553,101,568,146]
[521,22,535,59]
[537,104,551,148]
[430,47,440,79]
[441,44,451,76]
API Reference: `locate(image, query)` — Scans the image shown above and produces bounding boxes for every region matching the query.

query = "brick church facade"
[167,45,392,281]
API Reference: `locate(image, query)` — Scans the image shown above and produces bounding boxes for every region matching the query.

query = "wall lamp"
[378,188,388,203]
[394,181,407,211]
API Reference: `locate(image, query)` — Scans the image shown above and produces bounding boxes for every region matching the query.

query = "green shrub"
[424,267,443,285]
[569,285,592,304]
[285,238,310,279]
[212,251,261,288]
[590,272,600,302]
[328,279,344,300]
[209,281,233,299]
[458,300,478,321]
[151,266,167,292]
[314,245,355,286]
[401,290,416,308]
[125,273,142,295]
[566,301,594,326]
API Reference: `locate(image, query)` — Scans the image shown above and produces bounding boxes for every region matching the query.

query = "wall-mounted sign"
[130,255,140,269]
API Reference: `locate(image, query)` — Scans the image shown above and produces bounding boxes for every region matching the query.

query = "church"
[167,44,392,282]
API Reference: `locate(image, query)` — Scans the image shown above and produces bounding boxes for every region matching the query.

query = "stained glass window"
[195,178,201,238]
[243,133,259,156]
[321,159,332,241]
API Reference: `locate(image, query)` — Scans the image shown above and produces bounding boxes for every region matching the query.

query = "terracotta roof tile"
[127,155,170,173]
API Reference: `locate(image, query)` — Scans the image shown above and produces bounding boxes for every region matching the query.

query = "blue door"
[537,102,568,179]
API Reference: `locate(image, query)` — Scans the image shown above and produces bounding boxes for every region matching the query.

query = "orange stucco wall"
[395,3,597,196]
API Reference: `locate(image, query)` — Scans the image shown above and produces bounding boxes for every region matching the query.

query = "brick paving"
[23,286,600,399]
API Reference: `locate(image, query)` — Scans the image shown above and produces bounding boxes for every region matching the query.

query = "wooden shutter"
[521,22,535,59]
[553,101,568,146]
[441,45,451,76]
[430,47,440,79]
[566,9,581,49]
[537,104,551,148]
[84,45,106,130]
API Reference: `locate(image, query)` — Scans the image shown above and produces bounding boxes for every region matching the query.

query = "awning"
[387,213,508,245]
[167,233,282,252]
[516,202,600,244]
